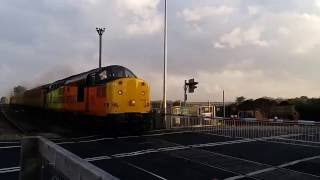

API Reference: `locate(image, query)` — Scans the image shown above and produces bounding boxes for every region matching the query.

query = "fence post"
[19,137,42,180]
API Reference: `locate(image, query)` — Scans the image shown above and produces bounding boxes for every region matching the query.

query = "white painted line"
[142,130,193,137]
[0,167,20,174]
[0,145,20,149]
[278,155,320,168]
[158,146,189,152]
[224,155,320,180]
[52,134,103,141]
[85,139,259,162]
[125,162,167,180]
[224,175,246,180]
[85,155,112,162]
[117,135,140,139]
[265,140,320,148]
[0,141,20,144]
[57,137,115,144]
[275,137,320,145]
[173,153,244,178]
[57,131,194,144]
[245,167,276,176]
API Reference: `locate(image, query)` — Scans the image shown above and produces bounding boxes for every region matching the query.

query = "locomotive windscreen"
[88,66,137,85]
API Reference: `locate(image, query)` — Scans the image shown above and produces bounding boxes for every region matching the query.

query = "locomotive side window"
[77,85,85,102]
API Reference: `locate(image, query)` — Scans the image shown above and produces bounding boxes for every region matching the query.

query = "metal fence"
[20,136,119,180]
[165,115,320,146]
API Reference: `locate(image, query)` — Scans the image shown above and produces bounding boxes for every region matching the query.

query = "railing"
[20,136,119,180]
[165,115,320,146]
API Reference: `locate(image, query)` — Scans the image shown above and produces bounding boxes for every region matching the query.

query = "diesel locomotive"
[10,65,151,127]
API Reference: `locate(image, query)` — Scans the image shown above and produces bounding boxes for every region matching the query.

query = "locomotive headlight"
[118,90,123,95]
[129,100,136,106]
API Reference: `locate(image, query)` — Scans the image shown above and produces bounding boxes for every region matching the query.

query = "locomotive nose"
[107,78,150,114]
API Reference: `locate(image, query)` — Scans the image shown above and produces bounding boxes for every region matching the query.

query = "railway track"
[0,110,27,135]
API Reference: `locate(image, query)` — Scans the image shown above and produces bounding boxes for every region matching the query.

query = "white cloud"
[261,13,320,54]
[178,6,235,23]
[214,26,269,48]
[248,6,260,16]
[315,0,320,8]
[277,27,290,36]
[214,42,225,48]
[116,0,162,36]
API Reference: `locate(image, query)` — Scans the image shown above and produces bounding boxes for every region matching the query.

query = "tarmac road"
[0,131,319,180]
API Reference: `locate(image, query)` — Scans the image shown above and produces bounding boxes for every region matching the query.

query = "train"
[10,65,151,128]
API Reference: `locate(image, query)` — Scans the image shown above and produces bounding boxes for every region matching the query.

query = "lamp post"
[163,0,167,115]
[96,27,106,68]
[223,90,225,119]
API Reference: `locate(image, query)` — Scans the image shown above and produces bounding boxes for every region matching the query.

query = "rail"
[19,136,119,180]
[0,107,27,134]
[165,114,320,146]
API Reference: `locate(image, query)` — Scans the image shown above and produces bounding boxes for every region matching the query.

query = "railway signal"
[184,78,199,104]
[187,78,198,93]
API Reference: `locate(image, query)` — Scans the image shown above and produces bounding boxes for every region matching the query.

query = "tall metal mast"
[162,0,168,114]
[96,27,106,68]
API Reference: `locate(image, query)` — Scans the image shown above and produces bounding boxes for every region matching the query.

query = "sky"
[1,0,320,102]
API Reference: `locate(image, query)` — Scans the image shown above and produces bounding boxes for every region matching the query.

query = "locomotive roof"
[49,65,133,88]
[25,84,50,92]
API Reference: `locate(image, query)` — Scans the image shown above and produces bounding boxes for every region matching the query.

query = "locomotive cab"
[86,65,151,117]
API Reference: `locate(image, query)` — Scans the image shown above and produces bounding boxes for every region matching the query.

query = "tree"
[235,96,246,104]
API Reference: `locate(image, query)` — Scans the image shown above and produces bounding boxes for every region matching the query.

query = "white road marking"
[172,153,245,178]
[265,139,320,148]
[85,155,112,162]
[275,137,320,145]
[51,134,103,141]
[57,130,193,144]
[84,139,256,162]
[142,130,193,137]
[224,155,320,180]
[124,162,167,180]
[278,155,320,168]
[0,167,20,174]
[0,145,20,149]
[0,141,20,144]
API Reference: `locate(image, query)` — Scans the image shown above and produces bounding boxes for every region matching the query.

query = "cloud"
[255,12,320,54]
[247,6,261,16]
[214,26,269,48]
[177,6,235,23]
[116,0,163,36]
[315,0,320,8]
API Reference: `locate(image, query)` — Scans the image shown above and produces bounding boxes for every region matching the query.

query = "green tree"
[235,96,246,104]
